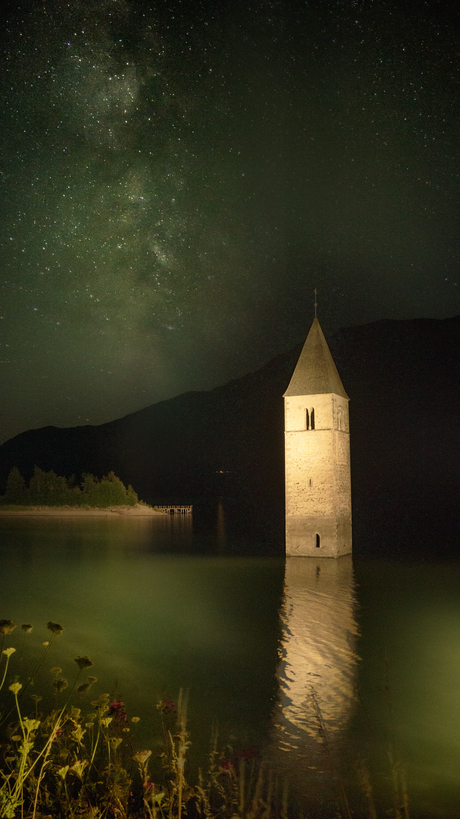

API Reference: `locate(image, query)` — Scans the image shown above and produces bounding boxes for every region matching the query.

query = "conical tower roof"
[284,317,349,398]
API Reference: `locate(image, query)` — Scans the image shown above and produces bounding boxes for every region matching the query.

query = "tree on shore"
[1,467,139,507]
[4,466,26,502]
[81,470,138,507]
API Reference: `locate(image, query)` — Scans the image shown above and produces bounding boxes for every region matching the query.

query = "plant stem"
[0,654,12,692]
[31,719,61,819]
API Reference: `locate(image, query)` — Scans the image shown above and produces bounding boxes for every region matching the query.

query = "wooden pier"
[155,505,193,515]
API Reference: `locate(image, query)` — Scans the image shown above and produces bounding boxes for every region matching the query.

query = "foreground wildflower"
[52,677,68,692]
[133,750,152,765]
[74,655,93,669]
[144,780,155,793]
[109,699,128,723]
[0,619,16,634]
[157,698,176,714]
[47,621,64,635]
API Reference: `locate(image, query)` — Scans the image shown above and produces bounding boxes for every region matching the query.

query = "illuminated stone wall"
[285,392,351,556]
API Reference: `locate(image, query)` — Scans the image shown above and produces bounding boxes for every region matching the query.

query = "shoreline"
[0,504,166,517]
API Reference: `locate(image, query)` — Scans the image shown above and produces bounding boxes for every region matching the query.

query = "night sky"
[1,0,459,445]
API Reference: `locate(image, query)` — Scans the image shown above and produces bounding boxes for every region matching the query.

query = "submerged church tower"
[284,314,352,557]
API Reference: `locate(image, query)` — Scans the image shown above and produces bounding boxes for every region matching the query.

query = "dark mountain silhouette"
[1,316,459,555]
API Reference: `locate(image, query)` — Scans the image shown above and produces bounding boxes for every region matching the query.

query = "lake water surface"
[1,514,459,817]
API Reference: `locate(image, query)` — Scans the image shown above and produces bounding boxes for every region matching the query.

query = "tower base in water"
[285,515,352,557]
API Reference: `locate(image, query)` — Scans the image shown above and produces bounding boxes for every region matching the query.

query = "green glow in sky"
[1,0,459,442]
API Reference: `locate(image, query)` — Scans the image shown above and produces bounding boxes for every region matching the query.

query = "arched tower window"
[305,409,310,430]
[316,533,321,548]
[310,408,315,429]
[337,407,344,431]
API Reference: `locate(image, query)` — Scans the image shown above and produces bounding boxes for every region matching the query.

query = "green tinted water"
[1,515,459,817]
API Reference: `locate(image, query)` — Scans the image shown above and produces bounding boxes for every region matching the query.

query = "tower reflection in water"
[268,555,360,807]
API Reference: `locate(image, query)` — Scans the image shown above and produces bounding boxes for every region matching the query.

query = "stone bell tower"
[284,314,351,557]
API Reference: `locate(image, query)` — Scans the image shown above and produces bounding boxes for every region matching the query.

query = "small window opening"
[309,478,312,486]
[316,533,320,548]
[337,408,344,431]
[310,408,315,429]
[306,409,310,430]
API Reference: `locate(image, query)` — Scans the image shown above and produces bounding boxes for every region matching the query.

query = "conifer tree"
[5,467,26,502]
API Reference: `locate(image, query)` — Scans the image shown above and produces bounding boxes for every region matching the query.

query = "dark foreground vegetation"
[0,467,139,508]
[0,620,292,819]
[0,621,411,819]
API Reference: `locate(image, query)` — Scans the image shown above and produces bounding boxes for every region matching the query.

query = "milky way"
[1,0,459,443]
